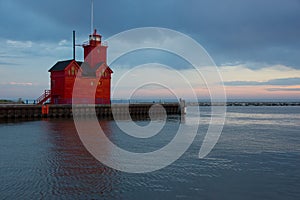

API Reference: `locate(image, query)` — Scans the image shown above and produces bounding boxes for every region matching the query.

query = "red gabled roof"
[48,60,82,72]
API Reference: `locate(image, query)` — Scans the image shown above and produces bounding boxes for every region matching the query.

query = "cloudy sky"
[0,0,299,100]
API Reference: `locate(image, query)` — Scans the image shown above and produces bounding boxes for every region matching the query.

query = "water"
[0,106,299,199]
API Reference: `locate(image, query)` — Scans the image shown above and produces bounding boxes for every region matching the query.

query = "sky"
[0,0,299,100]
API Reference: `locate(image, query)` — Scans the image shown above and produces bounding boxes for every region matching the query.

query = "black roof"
[48,60,112,76]
[81,61,105,76]
[48,60,82,72]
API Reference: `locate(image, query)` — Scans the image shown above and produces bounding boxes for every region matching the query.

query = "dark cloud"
[224,77,300,86]
[0,0,299,68]
[110,49,194,70]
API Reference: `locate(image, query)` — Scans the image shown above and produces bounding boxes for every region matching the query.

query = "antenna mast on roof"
[73,30,76,60]
[91,0,94,34]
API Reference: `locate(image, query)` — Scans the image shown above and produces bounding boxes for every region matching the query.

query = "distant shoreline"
[1,101,300,106]
[1,98,300,106]
[188,102,300,106]
[0,100,24,105]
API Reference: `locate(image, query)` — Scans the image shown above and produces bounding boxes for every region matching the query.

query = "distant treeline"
[0,98,25,104]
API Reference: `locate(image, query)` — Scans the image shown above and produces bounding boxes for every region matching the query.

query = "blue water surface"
[0,106,299,199]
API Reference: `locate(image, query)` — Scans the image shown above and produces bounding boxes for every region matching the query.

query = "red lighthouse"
[37,29,113,105]
[84,29,107,68]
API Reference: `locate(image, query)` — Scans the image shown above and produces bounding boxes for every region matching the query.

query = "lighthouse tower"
[83,29,107,68]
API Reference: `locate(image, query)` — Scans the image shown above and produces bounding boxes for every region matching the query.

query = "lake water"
[0,106,299,199]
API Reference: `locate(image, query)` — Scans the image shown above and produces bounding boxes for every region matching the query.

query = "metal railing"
[36,90,51,104]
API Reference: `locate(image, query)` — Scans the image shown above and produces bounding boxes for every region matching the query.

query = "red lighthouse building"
[37,30,113,104]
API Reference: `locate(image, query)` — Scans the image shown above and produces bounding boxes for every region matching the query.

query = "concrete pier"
[0,105,42,119]
[0,103,183,120]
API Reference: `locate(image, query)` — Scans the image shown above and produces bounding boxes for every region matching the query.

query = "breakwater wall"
[0,103,184,119]
[189,102,300,106]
